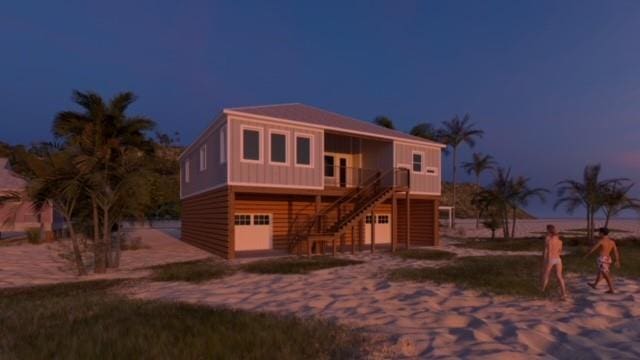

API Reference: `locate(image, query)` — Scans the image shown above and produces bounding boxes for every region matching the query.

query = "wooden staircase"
[293,167,410,256]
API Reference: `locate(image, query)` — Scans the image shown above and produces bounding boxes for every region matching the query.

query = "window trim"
[184,159,191,183]
[268,129,289,166]
[220,125,227,164]
[199,144,207,171]
[240,125,263,164]
[412,151,424,174]
[294,133,314,168]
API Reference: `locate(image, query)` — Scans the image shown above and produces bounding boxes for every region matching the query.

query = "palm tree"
[600,181,640,228]
[510,176,548,238]
[372,116,395,130]
[462,153,496,228]
[439,114,484,226]
[53,90,155,273]
[555,164,625,241]
[410,123,442,142]
[27,150,87,275]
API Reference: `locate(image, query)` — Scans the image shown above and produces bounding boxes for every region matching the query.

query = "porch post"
[351,226,355,254]
[392,191,398,252]
[405,191,410,249]
[370,211,376,253]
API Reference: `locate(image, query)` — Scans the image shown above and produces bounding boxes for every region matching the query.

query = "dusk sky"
[2,1,639,217]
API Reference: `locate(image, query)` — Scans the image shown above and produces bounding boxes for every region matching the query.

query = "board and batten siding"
[394,142,441,195]
[180,117,228,198]
[228,116,323,188]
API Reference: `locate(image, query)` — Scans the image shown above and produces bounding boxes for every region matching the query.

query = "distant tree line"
[371,114,640,241]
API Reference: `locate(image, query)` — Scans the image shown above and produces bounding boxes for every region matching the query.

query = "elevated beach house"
[180,104,444,259]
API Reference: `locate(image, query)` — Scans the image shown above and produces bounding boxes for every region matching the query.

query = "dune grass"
[391,241,640,297]
[394,248,457,261]
[389,255,547,297]
[149,258,233,283]
[0,280,365,359]
[242,256,364,274]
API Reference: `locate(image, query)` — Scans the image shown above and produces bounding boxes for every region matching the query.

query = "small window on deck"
[242,128,261,161]
[324,155,335,177]
[412,153,423,173]
[295,135,312,166]
[270,132,287,164]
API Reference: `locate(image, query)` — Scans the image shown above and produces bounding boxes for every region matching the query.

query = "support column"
[314,195,321,255]
[405,191,410,249]
[434,199,441,246]
[228,188,236,260]
[370,211,376,253]
[351,226,356,254]
[392,192,398,252]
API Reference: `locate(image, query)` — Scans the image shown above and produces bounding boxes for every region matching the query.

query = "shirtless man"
[541,225,568,299]
[585,227,621,294]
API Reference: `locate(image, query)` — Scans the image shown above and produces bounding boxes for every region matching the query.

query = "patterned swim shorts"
[597,256,612,274]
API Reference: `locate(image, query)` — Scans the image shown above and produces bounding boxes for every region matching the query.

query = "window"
[270,131,287,164]
[253,214,270,225]
[324,155,335,177]
[184,159,190,183]
[295,134,312,166]
[242,128,261,162]
[377,215,390,224]
[199,145,207,171]
[365,215,374,224]
[220,125,227,164]
[412,152,423,173]
[234,214,251,225]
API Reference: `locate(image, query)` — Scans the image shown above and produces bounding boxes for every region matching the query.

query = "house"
[179,104,444,259]
[0,158,53,240]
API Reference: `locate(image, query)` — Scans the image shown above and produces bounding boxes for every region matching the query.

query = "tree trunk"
[586,207,592,242]
[475,176,480,229]
[451,147,457,228]
[103,208,113,268]
[113,223,122,268]
[92,197,106,273]
[511,207,517,239]
[66,218,87,276]
[590,209,596,244]
[604,209,611,229]
[502,209,510,240]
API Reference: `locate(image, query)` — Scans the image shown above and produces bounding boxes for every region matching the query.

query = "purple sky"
[1,1,639,217]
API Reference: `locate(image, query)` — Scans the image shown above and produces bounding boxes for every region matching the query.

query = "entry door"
[364,214,392,244]
[339,157,348,187]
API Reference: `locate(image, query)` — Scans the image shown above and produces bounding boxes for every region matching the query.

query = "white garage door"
[234,214,273,251]
[364,214,391,244]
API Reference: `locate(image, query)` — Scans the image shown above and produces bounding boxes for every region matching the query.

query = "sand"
[2,228,638,358]
[121,239,639,359]
[448,218,640,239]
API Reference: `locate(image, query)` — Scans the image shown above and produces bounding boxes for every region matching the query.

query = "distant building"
[180,103,445,259]
[0,158,53,239]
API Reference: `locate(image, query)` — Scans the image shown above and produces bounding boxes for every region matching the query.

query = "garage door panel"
[234,214,273,251]
[364,213,391,244]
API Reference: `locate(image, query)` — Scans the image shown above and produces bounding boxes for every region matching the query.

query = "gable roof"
[224,103,445,147]
[0,158,27,190]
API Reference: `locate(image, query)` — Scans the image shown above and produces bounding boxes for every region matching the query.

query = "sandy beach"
[2,228,639,358]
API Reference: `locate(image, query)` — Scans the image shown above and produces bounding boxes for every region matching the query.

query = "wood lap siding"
[181,187,230,258]
[397,198,437,246]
